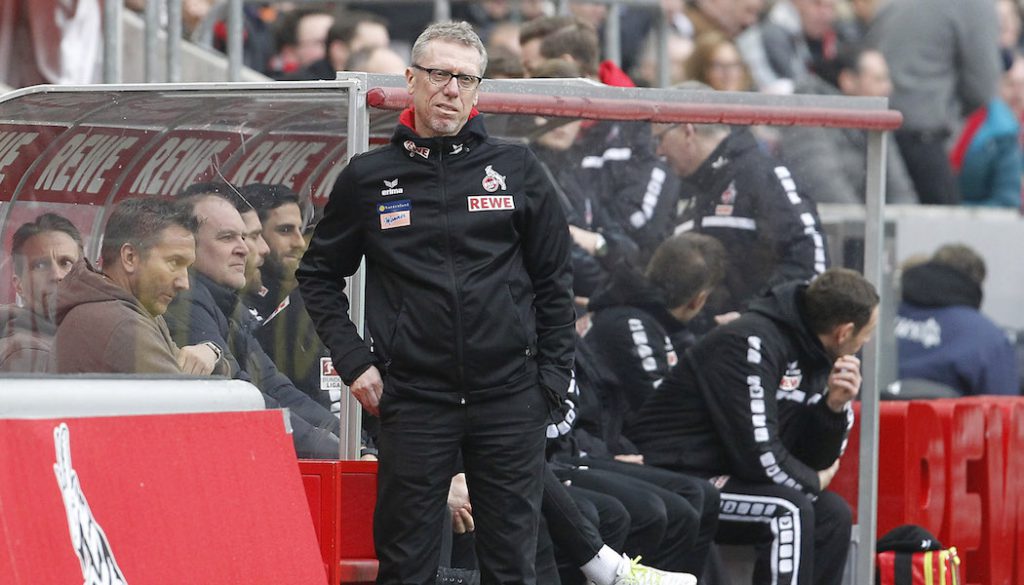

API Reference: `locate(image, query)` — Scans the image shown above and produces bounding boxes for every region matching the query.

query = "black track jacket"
[298,110,575,404]
[677,128,828,318]
[630,281,852,497]
[585,270,684,427]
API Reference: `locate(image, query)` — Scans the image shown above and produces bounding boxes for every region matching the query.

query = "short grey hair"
[669,80,732,136]
[411,21,488,76]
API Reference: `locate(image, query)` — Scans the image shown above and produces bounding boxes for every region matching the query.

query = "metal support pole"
[144,0,161,82]
[341,75,370,460]
[226,0,244,82]
[604,3,622,70]
[656,8,670,88]
[855,129,888,585]
[167,0,183,82]
[103,0,123,83]
[434,0,451,23]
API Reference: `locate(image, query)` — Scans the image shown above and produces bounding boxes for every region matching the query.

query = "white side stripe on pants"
[719,492,802,585]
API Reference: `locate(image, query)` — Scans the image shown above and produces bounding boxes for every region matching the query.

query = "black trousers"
[554,461,701,575]
[567,457,720,578]
[374,388,548,585]
[714,479,852,585]
[894,128,959,205]
[538,466,632,585]
[460,465,631,585]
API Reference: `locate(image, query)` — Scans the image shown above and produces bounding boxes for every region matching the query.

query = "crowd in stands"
[5,0,1024,209]
[3,3,1024,585]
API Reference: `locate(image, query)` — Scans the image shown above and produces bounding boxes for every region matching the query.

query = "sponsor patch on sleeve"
[320,357,342,390]
[467,194,515,212]
[379,199,411,229]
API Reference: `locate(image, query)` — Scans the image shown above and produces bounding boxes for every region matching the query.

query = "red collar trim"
[398,107,480,135]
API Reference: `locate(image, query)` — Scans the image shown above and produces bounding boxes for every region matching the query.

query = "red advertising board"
[226,133,343,194]
[115,129,246,200]
[0,124,66,201]
[0,411,327,585]
[17,126,156,204]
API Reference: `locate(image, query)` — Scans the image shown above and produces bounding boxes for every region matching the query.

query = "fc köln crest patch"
[716,180,738,216]
[482,165,507,192]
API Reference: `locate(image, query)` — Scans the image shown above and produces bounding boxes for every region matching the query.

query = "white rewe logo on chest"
[468,195,515,211]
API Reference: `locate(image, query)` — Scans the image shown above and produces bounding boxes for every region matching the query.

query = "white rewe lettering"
[0,130,39,183]
[467,195,515,211]
[232,140,325,186]
[34,134,138,194]
[129,138,231,195]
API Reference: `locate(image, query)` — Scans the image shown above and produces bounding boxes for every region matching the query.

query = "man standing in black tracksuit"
[631,268,880,585]
[297,22,575,585]
[655,122,828,329]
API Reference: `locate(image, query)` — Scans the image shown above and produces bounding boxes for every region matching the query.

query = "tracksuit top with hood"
[896,261,1019,396]
[585,268,689,429]
[52,259,184,375]
[630,281,852,497]
[297,109,576,404]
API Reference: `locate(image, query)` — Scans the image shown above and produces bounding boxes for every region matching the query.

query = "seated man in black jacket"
[585,232,727,429]
[163,188,342,459]
[631,268,879,585]
[237,183,340,413]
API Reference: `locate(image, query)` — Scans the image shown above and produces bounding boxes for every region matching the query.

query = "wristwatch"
[202,341,224,363]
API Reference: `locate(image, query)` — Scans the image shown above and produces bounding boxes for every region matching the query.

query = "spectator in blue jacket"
[949,96,1023,208]
[896,243,1020,396]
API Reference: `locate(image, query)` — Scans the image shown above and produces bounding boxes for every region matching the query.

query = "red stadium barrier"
[365,87,905,130]
[0,411,327,585]
[299,459,379,585]
[833,398,1024,585]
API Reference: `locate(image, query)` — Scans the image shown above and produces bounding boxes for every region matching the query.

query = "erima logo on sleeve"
[53,423,128,585]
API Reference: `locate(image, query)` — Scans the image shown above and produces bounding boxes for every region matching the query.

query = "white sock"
[580,545,625,585]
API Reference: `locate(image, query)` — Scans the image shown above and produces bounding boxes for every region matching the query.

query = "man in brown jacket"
[52,198,223,375]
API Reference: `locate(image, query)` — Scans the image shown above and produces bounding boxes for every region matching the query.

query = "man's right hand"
[177,343,218,375]
[350,365,384,416]
[817,459,841,490]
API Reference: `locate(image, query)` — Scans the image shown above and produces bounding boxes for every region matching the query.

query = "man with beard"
[631,268,879,585]
[239,183,338,411]
[163,189,341,459]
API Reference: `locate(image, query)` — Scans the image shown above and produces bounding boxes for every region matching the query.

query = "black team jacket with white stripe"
[629,281,852,497]
[675,127,828,322]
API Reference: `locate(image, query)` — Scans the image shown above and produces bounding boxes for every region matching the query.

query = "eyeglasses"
[412,64,483,91]
[651,123,682,147]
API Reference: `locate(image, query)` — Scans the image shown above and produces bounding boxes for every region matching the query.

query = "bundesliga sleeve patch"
[379,199,411,229]
[467,194,515,211]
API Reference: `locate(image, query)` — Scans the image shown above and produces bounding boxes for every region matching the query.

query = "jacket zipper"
[438,146,467,396]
